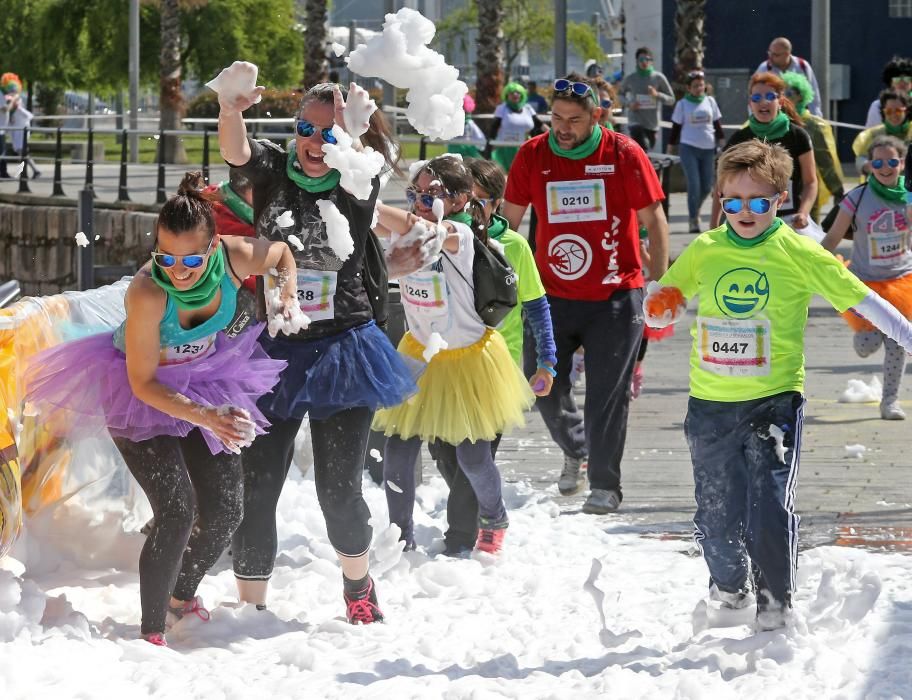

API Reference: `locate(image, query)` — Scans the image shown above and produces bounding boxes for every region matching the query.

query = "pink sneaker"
[630,365,644,400]
[143,632,167,647]
[165,595,211,630]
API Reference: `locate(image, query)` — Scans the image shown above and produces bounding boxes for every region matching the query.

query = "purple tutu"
[25,324,286,455]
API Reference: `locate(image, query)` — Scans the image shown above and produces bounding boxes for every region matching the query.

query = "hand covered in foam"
[334,82,377,140]
[385,217,446,278]
[207,61,264,114]
[266,268,310,338]
[643,280,687,329]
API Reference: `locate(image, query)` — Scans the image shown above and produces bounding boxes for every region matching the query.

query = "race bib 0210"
[546,179,607,223]
[697,316,771,377]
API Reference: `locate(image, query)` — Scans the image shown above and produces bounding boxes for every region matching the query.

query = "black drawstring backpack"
[443,237,518,328]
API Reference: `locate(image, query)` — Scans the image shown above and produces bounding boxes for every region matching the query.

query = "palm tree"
[303,0,328,88]
[673,0,706,92]
[159,0,187,163]
[475,0,505,114]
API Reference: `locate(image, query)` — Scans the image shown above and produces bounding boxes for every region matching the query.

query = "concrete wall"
[0,201,156,296]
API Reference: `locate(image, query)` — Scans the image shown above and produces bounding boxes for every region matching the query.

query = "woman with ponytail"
[25,172,298,646]
[218,79,420,625]
[372,154,535,556]
[711,72,817,229]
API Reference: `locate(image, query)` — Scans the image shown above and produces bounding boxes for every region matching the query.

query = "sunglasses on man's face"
[892,76,912,85]
[637,56,653,63]
[553,79,598,105]
[296,119,337,144]
[871,158,901,169]
[152,236,215,269]
[883,107,907,116]
[750,92,779,103]
[720,196,776,216]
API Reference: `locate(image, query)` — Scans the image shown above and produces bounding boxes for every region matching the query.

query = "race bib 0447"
[697,316,771,377]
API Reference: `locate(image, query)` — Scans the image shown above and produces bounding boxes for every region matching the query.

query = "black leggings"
[232,406,374,581]
[114,430,243,635]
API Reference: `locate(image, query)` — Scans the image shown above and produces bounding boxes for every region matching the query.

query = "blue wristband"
[538,363,557,377]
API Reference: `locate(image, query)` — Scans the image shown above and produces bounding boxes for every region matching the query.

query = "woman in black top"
[711,71,818,228]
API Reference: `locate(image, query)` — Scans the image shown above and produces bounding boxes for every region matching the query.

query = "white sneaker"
[558,455,586,495]
[880,400,906,420]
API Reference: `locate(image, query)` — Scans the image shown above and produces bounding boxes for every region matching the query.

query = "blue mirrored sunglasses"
[720,196,776,215]
[152,236,215,269]
[405,187,452,209]
[600,98,613,109]
[296,119,337,144]
[871,158,901,169]
[750,92,779,103]
[553,79,598,105]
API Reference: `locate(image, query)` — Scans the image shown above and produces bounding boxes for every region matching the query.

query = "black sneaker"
[442,539,475,557]
[344,577,385,625]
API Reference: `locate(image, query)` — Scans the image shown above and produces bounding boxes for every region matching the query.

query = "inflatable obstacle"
[0,279,129,559]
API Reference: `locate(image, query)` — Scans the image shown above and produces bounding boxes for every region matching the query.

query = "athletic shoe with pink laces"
[344,577,385,625]
[165,595,211,630]
[143,632,167,647]
[630,364,644,400]
[475,516,509,554]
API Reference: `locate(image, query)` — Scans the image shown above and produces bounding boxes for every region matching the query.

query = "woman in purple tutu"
[26,172,298,646]
[218,77,422,624]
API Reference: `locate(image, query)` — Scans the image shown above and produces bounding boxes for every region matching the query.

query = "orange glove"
[643,281,686,328]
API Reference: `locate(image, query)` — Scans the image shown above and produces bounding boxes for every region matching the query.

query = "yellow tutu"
[372,328,534,444]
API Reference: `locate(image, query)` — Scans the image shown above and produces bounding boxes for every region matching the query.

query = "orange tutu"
[841,274,912,332]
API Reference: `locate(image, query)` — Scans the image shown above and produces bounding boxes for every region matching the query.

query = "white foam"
[346,8,467,141]
[321,125,384,201]
[422,331,448,362]
[839,376,882,403]
[315,199,354,261]
[845,444,867,459]
[74,232,89,248]
[331,42,346,57]
[287,234,304,252]
[765,424,787,464]
[276,210,295,228]
[205,61,262,105]
[341,82,376,140]
[369,448,382,462]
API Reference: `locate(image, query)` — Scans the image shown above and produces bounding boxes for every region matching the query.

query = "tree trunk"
[303,0,328,88]
[475,0,505,114]
[673,0,706,93]
[159,0,187,164]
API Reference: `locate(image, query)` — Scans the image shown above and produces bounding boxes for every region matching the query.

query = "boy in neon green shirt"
[645,140,912,630]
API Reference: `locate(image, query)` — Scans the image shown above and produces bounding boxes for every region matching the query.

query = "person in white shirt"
[754,37,823,117]
[668,70,725,232]
[865,57,912,128]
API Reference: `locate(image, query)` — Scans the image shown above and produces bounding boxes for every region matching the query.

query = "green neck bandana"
[725,217,784,248]
[286,150,341,193]
[868,174,907,203]
[446,211,473,226]
[637,66,654,77]
[487,214,508,239]
[685,93,705,104]
[219,182,253,224]
[548,125,602,160]
[151,243,225,310]
[884,120,910,138]
[748,111,790,141]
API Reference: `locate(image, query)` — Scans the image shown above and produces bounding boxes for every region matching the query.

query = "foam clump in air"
[839,376,882,403]
[316,200,354,261]
[422,331,448,362]
[331,42,346,57]
[322,125,385,201]
[205,61,263,105]
[266,269,310,338]
[346,8,467,141]
[74,232,89,248]
[341,82,376,140]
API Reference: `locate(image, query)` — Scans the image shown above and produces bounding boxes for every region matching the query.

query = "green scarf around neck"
[548,125,602,160]
[868,174,907,203]
[748,111,790,141]
[446,211,473,226]
[219,182,253,224]
[725,217,784,248]
[151,242,225,310]
[487,213,508,239]
[685,93,705,104]
[286,150,341,192]
[884,120,910,139]
[637,66,655,77]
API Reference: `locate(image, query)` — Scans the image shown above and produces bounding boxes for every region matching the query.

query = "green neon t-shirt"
[492,226,547,365]
[659,220,870,402]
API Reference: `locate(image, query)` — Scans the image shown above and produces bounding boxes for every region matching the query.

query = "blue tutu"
[259,321,422,421]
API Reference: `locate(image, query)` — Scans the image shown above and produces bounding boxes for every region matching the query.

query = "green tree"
[474,0,505,113]
[673,0,706,92]
[303,0,328,88]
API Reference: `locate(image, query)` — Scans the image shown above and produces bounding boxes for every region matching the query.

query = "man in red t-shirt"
[503,72,669,514]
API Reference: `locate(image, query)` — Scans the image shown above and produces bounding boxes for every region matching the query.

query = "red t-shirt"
[504,127,664,301]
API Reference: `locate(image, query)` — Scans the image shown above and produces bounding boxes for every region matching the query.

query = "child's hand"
[529,367,554,397]
[643,281,686,328]
[835,253,851,269]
